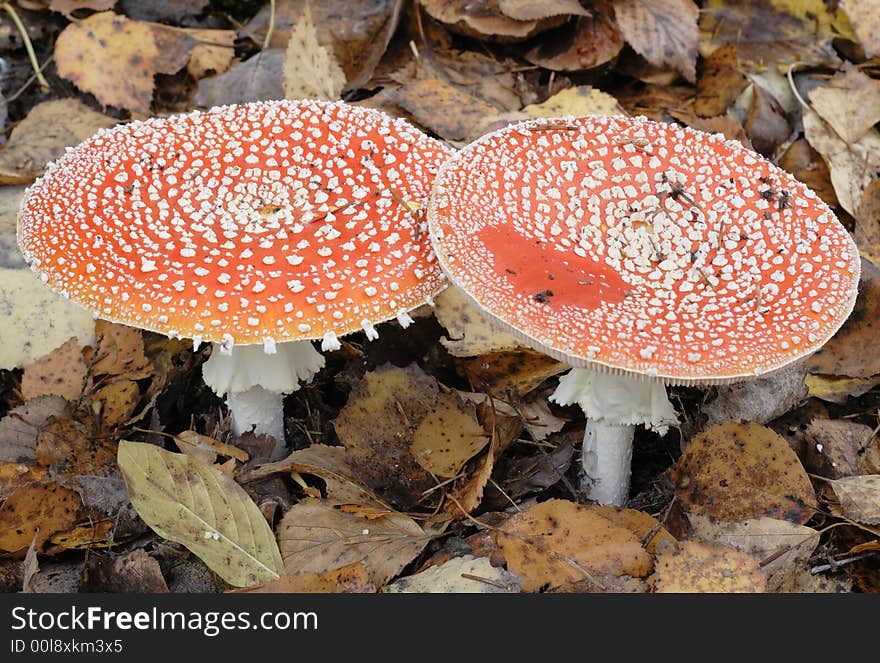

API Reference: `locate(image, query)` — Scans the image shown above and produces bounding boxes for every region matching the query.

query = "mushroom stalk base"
[581,420,635,506]
[226,386,285,454]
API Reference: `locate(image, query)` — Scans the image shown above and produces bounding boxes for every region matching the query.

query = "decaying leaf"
[0,462,45,500]
[175,430,248,466]
[235,562,375,593]
[805,374,880,403]
[829,475,880,525]
[840,0,880,57]
[805,419,875,478]
[809,62,880,145]
[459,348,566,396]
[523,85,627,118]
[434,286,520,356]
[778,139,838,208]
[195,50,286,108]
[671,422,818,524]
[0,269,95,371]
[500,437,574,499]
[54,12,195,114]
[650,541,767,592]
[91,380,140,431]
[282,3,346,101]
[181,28,236,80]
[277,498,428,586]
[91,321,154,380]
[117,440,283,587]
[590,505,677,555]
[0,396,68,464]
[494,499,653,592]
[411,392,490,478]
[0,186,26,268]
[420,0,567,42]
[36,416,116,480]
[49,0,116,17]
[803,109,880,219]
[0,482,82,553]
[855,179,880,269]
[687,514,819,591]
[694,44,749,117]
[614,0,699,82]
[394,78,498,143]
[384,555,521,593]
[702,361,808,427]
[806,260,880,379]
[83,549,169,593]
[333,363,438,508]
[21,338,87,402]
[525,3,623,72]
[0,99,118,185]
[498,0,588,21]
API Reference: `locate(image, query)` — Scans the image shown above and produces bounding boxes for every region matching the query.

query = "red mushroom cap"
[427,115,861,385]
[18,100,453,347]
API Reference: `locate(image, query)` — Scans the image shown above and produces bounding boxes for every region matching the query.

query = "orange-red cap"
[18,100,453,349]
[427,115,861,385]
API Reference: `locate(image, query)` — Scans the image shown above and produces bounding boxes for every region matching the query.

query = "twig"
[810,552,875,575]
[5,53,52,103]
[262,0,276,50]
[1,2,49,92]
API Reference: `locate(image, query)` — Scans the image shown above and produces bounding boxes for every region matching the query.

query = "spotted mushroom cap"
[427,115,861,385]
[18,99,454,350]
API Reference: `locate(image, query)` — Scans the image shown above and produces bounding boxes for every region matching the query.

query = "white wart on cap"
[18,99,453,349]
[427,115,861,385]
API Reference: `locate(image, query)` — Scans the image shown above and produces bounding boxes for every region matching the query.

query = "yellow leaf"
[117,440,283,587]
[282,3,346,101]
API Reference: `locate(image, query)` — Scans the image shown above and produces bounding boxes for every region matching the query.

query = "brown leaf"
[778,139,838,208]
[805,419,876,479]
[181,28,236,80]
[499,0,589,20]
[650,541,767,592]
[829,475,880,524]
[809,62,880,144]
[411,392,490,478]
[614,0,699,82]
[526,5,623,72]
[393,78,498,142]
[0,100,117,185]
[0,186,26,268]
[743,84,791,156]
[234,562,376,593]
[855,179,880,268]
[35,416,116,480]
[523,85,626,118]
[0,462,45,500]
[333,364,438,509]
[276,498,429,586]
[671,422,818,524]
[83,549,169,592]
[91,321,153,380]
[49,0,116,17]
[195,50,285,108]
[21,338,87,402]
[694,44,748,117]
[840,0,880,57]
[420,0,567,42]
[590,505,677,555]
[434,285,521,356]
[494,499,653,591]
[459,348,567,396]
[501,437,575,499]
[91,380,140,431]
[805,373,880,403]
[806,260,880,378]
[0,396,68,463]
[0,482,82,553]
[54,12,196,114]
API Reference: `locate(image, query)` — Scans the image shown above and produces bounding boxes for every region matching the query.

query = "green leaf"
[117,440,282,587]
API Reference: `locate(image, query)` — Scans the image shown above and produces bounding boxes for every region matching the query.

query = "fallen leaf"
[803,109,880,219]
[411,392,490,478]
[443,426,502,517]
[394,78,498,143]
[805,419,875,478]
[523,85,627,117]
[0,99,117,185]
[195,50,285,107]
[840,0,880,57]
[494,499,653,591]
[22,532,39,592]
[855,179,880,268]
[806,260,880,379]
[702,361,807,427]
[54,12,196,114]
[384,555,521,593]
[829,475,880,525]
[91,380,140,431]
[500,438,575,499]
[650,541,767,592]
[181,28,236,80]
[459,348,567,396]
[333,364,438,509]
[0,462,45,499]
[48,520,114,550]
[282,3,346,101]
[175,430,248,464]
[117,440,283,587]
[434,286,520,356]
[35,416,116,480]
[699,0,845,71]
[688,514,819,591]
[420,0,566,41]
[118,0,210,23]
[529,13,623,72]
[805,373,880,403]
[235,562,375,593]
[809,62,880,144]
[0,396,68,463]
[694,44,749,117]
[91,321,153,380]
[743,83,791,156]
[671,422,818,524]
[614,0,699,82]
[21,338,87,402]
[778,139,838,208]
[82,549,169,592]
[49,0,116,17]
[590,505,677,554]
[276,498,428,586]
[0,482,81,553]
[0,269,96,370]
[499,0,588,20]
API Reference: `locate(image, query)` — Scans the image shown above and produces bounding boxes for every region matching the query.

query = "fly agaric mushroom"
[18,99,453,457]
[427,115,861,505]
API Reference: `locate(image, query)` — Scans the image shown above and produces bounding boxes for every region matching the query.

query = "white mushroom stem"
[550,368,678,506]
[201,340,326,459]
